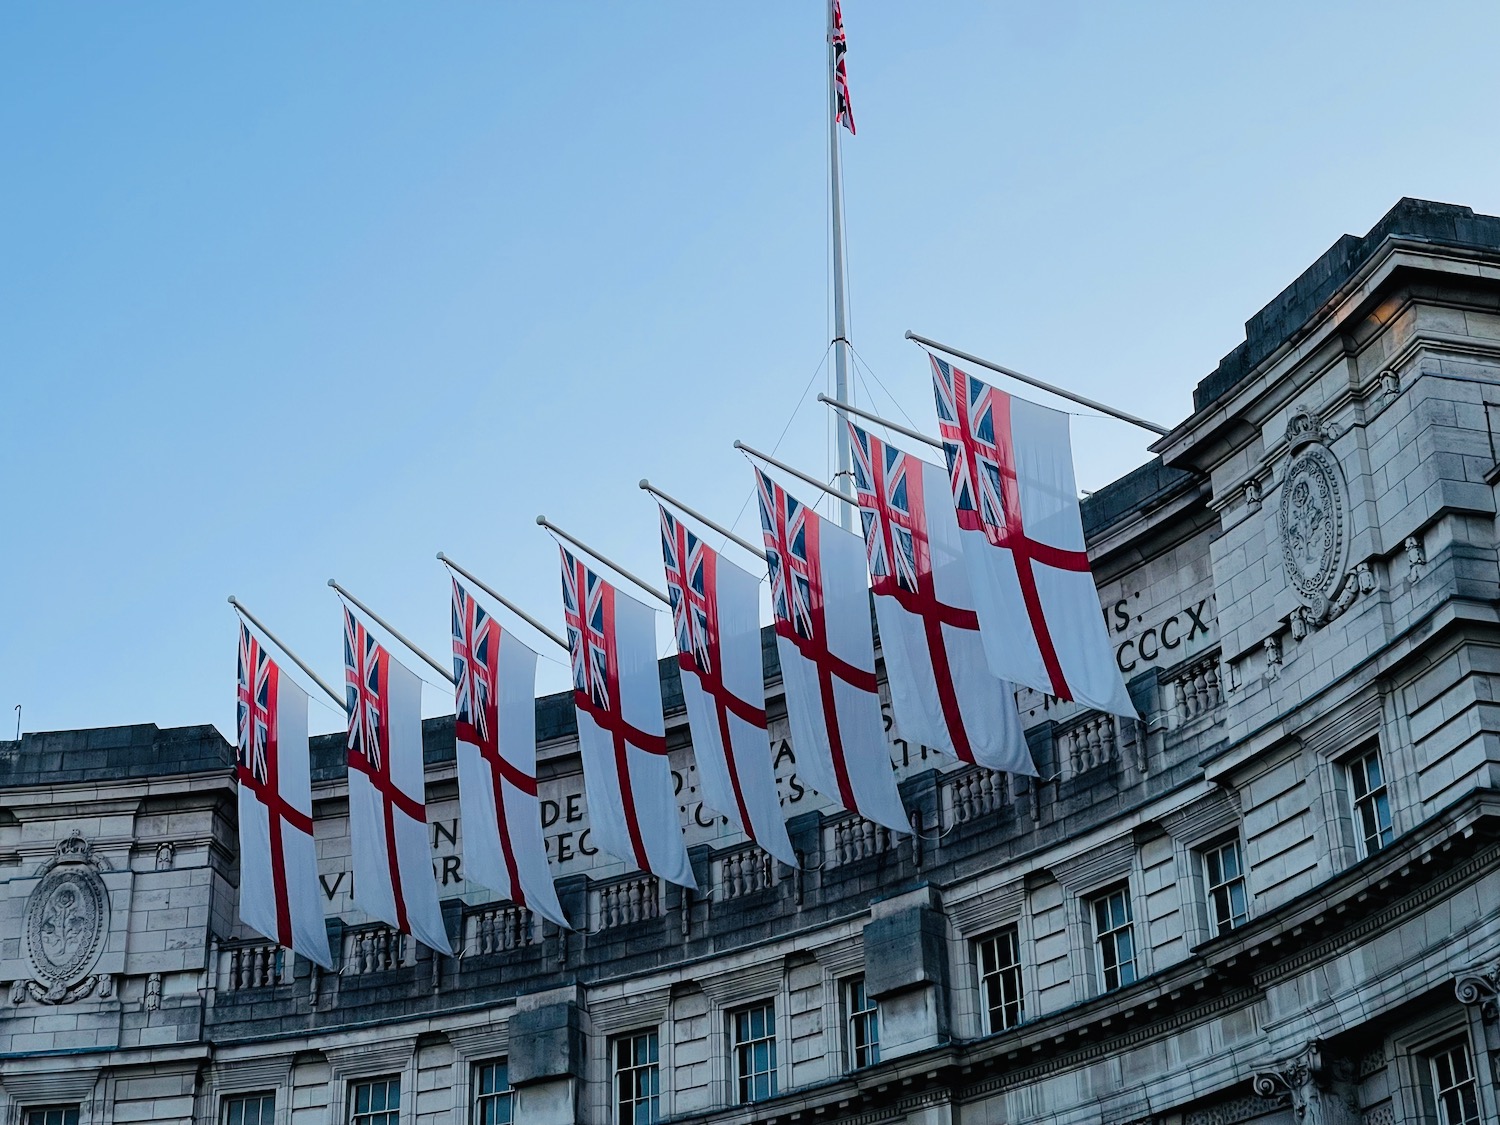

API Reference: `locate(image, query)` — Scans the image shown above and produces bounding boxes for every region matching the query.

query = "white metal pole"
[436,553,569,653]
[828,0,855,530]
[639,479,768,561]
[536,516,672,607]
[818,393,944,452]
[228,595,346,709]
[327,579,456,685]
[735,440,847,506]
[905,330,1171,437]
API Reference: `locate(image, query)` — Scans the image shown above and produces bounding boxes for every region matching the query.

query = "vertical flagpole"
[827,0,855,530]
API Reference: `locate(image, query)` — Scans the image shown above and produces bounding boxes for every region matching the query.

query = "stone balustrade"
[1062,712,1117,777]
[715,846,776,900]
[342,924,412,975]
[219,941,287,991]
[944,766,1009,827]
[591,875,662,930]
[1168,652,1223,727]
[825,815,893,866]
[466,903,537,955]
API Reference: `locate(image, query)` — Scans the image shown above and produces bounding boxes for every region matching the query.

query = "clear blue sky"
[6,1,1500,740]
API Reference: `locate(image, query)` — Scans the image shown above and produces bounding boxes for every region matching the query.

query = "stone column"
[508,985,586,1125]
[861,887,949,1059]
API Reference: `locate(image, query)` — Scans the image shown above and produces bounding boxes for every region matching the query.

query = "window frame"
[611,1028,661,1125]
[974,926,1025,1034]
[347,1075,402,1125]
[842,976,880,1070]
[1090,884,1138,993]
[729,1000,779,1105]
[220,1092,276,1125]
[1345,745,1394,858]
[471,1057,512,1125]
[1200,836,1250,936]
[1427,1037,1484,1125]
[23,1109,81,1125]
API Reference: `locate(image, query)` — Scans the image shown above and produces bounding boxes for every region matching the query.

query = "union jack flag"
[561,549,611,710]
[343,608,388,771]
[755,470,818,642]
[832,0,855,135]
[850,426,920,596]
[660,508,712,675]
[237,624,273,786]
[452,579,497,749]
[932,356,1009,548]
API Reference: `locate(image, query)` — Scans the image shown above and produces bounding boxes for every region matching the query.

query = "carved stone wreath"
[20,832,111,1003]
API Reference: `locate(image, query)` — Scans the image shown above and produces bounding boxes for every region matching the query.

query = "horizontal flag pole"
[436,552,569,653]
[328,579,456,685]
[229,596,347,709]
[817,393,943,451]
[536,516,672,608]
[734,440,849,507]
[640,479,768,562]
[905,330,1171,437]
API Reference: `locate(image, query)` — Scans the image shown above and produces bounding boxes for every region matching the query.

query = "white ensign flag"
[452,579,569,928]
[847,423,1034,775]
[931,357,1136,717]
[236,625,332,968]
[755,469,910,834]
[343,607,453,954]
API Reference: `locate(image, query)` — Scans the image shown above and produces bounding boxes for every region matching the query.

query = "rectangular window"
[976,928,1025,1033]
[223,1093,276,1125]
[1430,1040,1483,1125]
[731,1002,778,1104]
[1348,747,1394,856]
[844,977,879,1069]
[612,1030,660,1125]
[1201,838,1249,935]
[1091,886,1137,992]
[473,1059,512,1125]
[349,1076,400,1125]
[23,1110,80,1125]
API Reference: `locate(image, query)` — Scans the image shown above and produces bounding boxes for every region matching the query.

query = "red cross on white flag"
[343,607,453,954]
[847,423,1035,776]
[931,357,1137,718]
[658,505,796,867]
[236,625,332,968]
[755,469,910,835]
[451,578,570,928]
[560,547,696,889]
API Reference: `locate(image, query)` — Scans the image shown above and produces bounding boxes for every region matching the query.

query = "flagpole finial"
[435,551,447,562]
[536,515,547,526]
[903,329,916,340]
[638,479,650,490]
[227,594,238,607]
[327,578,337,588]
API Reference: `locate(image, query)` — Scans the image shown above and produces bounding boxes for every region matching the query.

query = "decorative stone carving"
[17,832,111,1004]
[145,972,162,1011]
[1252,1040,1359,1124]
[1280,444,1346,605]
[1379,368,1399,403]
[1455,963,1499,1023]
[1277,406,1373,631]
[155,841,175,871]
[1264,637,1282,682]
[1245,479,1262,514]
[1405,535,1426,575]
[1288,608,1309,642]
[9,980,25,1005]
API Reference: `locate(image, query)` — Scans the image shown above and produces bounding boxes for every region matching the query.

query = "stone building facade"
[4,197,1500,1125]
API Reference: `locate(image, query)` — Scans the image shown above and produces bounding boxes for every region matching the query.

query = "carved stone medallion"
[1278,407,1349,623]
[23,832,110,1001]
